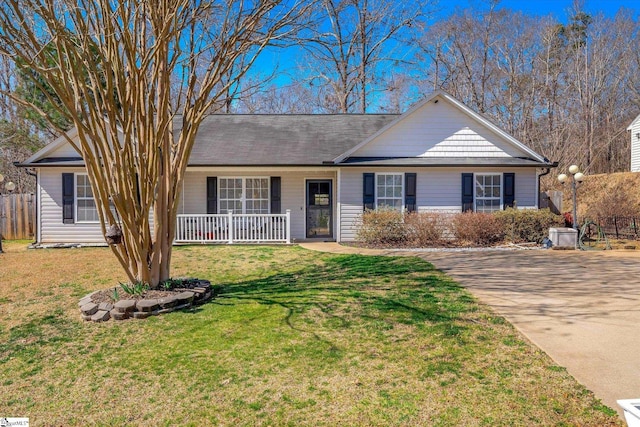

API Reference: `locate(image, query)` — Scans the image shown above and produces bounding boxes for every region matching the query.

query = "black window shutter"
[363,173,375,210]
[405,173,417,212]
[270,176,281,214]
[461,173,474,212]
[206,177,217,214]
[503,173,515,209]
[62,173,74,224]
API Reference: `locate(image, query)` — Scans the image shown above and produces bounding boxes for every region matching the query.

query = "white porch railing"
[175,210,291,244]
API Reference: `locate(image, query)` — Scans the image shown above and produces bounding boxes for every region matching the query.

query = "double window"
[219,177,270,214]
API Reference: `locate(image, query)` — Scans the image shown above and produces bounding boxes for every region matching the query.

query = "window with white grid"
[376,173,403,211]
[245,178,270,214]
[76,174,99,222]
[219,178,269,214]
[475,174,502,213]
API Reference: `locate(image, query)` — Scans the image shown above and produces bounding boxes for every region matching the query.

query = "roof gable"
[335,91,546,163]
[22,127,79,164]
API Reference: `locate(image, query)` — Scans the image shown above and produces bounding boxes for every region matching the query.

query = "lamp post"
[0,174,16,254]
[557,165,585,230]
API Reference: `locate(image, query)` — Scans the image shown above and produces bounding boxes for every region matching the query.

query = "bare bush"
[451,212,504,246]
[356,209,407,246]
[494,208,564,243]
[404,212,446,247]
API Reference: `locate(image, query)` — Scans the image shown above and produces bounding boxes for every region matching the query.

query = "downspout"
[537,160,558,208]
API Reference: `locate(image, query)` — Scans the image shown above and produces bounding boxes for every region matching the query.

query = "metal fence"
[0,193,36,240]
[595,217,640,240]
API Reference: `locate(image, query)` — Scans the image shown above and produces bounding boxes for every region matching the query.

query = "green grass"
[0,243,622,426]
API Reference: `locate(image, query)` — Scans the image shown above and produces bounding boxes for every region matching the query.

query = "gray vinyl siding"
[39,167,538,244]
[338,169,365,242]
[181,170,337,241]
[39,168,106,243]
[40,169,156,244]
[338,167,539,242]
[39,168,338,244]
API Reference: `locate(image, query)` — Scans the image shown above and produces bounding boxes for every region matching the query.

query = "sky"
[440,0,639,20]
[250,0,640,107]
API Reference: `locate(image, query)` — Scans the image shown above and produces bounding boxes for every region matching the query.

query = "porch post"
[228,210,233,244]
[286,209,291,243]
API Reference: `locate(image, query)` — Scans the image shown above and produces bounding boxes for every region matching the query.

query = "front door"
[306,180,332,238]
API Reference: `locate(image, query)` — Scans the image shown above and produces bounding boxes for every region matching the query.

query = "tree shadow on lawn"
[213,254,474,350]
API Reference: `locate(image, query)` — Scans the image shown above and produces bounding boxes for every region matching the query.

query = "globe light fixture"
[557,165,585,230]
[557,173,568,184]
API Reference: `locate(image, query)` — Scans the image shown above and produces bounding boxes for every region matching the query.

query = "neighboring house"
[628,113,640,172]
[18,91,554,245]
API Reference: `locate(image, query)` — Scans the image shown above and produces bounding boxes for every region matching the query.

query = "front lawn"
[0,242,621,426]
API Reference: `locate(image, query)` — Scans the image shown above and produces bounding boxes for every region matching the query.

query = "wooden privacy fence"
[0,193,35,240]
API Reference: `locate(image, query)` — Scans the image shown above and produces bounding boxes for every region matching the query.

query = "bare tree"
[300,0,428,113]
[0,0,308,287]
[0,55,45,193]
[237,81,319,113]
[418,1,509,114]
[417,2,640,176]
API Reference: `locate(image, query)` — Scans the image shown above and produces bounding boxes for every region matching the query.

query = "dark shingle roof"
[181,114,398,166]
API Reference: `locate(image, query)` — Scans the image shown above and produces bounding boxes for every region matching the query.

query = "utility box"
[618,399,640,427]
[549,227,578,249]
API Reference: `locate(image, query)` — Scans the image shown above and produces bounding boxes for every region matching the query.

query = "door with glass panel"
[306,180,332,238]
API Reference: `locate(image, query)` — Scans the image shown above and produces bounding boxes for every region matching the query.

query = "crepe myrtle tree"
[0,0,309,288]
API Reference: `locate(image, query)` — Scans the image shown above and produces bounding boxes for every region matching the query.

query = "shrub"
[356,208,408,246]
[494,208,564,243]
[451,212,504,246]
[404,212,446,247]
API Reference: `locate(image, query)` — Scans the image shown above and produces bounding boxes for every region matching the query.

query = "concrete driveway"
[417,249,640,416]
[300,243,640,416]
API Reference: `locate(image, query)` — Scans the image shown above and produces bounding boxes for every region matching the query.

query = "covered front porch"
[177,168,338,243]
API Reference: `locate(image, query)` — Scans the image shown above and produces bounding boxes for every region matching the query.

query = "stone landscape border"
[78,279,214,322]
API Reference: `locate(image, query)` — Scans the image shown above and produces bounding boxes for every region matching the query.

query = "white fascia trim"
[22,127,79,165]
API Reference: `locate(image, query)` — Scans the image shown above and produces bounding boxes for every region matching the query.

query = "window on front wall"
[376,173,403,210]
[219,177,270,214]
[76,174,100,222]
[475,174,502,213]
